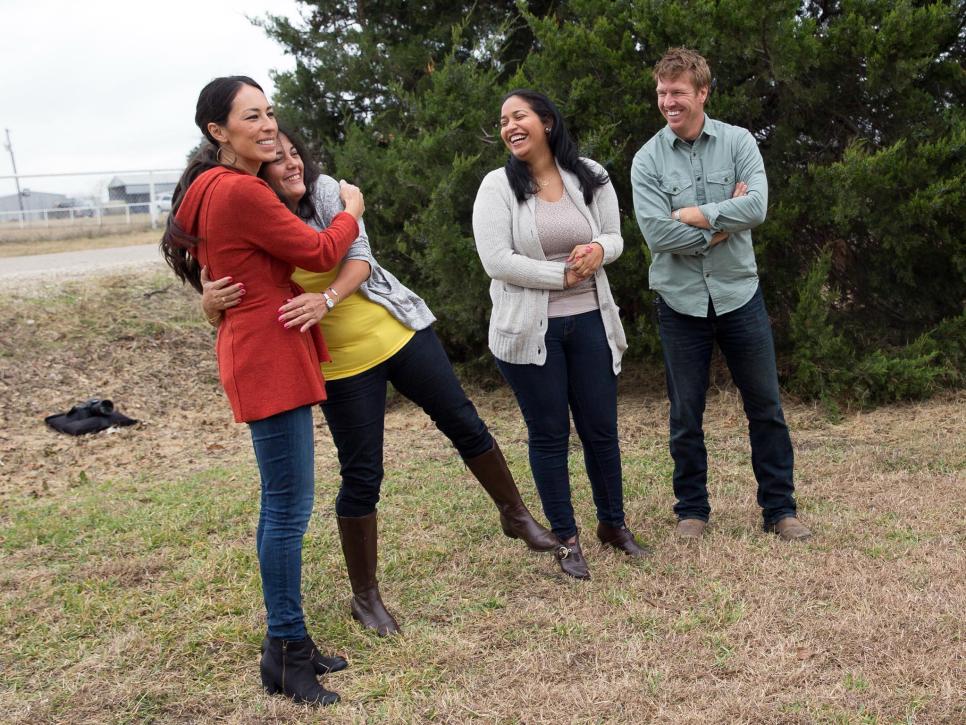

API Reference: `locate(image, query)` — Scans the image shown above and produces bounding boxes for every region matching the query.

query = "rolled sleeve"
[697,131,768,232]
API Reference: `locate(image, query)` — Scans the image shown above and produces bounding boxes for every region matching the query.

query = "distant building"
[108,172,180,212]
[0,191,67,220]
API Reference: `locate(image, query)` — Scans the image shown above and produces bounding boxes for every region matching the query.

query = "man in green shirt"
[631,47,811,541]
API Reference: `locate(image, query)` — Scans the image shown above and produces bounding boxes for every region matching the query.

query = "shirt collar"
[662,114,717,149]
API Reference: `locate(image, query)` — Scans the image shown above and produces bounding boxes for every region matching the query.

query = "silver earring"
[545,127,551,133]
[215,145,236,166]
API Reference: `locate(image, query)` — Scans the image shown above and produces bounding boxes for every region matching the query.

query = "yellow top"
[291,265,415,380]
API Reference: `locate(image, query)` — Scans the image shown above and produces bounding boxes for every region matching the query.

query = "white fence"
[0,200,170,227]
[0,168,182,237]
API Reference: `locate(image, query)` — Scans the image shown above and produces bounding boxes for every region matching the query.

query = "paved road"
[0,243,164,286]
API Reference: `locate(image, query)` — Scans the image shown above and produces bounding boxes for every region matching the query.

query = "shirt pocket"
[706,168,735,203]
[659,174,695,208]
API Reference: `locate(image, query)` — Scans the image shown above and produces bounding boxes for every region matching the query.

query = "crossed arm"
[632,130,766,255]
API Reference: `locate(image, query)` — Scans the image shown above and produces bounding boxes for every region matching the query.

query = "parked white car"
[155,192,173,213]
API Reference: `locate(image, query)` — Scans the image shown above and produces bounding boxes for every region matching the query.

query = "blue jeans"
[655,286,796,526]
[321,327,493,517]
[249,405,315,640]
[496,310,625,540]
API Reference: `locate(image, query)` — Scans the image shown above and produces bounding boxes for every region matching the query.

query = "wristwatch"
[673,210,682,222]
[322,291,336,310]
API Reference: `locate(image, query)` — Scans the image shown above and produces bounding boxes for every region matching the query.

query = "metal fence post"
[148,171,158,229]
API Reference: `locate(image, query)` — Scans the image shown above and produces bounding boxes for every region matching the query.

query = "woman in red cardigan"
[160,76,362,707]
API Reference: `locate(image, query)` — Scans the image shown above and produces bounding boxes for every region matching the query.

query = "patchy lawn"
[0,272,962,724]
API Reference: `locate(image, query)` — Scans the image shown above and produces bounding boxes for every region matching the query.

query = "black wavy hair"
[258,121,324,226]
[501,89,608,205]
[160,75,264,292]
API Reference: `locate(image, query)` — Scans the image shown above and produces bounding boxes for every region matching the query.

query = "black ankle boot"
[260,636,340,706]
[262,635,348,675]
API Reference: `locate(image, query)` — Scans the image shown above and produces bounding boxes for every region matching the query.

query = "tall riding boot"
[260,636,340,706]
[336,511,400,636]
[464,441,559,552]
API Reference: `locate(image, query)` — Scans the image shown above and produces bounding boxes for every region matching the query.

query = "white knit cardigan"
[472,157,627,373]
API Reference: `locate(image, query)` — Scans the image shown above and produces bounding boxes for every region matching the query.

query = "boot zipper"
[281,640,288,691]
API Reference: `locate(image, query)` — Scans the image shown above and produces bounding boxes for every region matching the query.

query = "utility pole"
[3,128,25,215]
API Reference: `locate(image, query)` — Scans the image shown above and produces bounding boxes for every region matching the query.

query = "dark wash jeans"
[249,404,316,640]
[655,286,797,526]
[496,310,626,540]
[321,327,493,517]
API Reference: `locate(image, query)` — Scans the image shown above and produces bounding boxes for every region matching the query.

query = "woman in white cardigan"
[472,89,649,580]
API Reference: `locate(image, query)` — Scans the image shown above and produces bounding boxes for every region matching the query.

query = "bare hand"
[339,180,365,219]
[710,231,730,246]
[732,181,748,198]
[567,242,603,278]
[564,268,582,288]
[278,292,328,333]
[201,266,245,322]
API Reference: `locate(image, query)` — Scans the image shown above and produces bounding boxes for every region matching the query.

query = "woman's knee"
[335,481,381,517]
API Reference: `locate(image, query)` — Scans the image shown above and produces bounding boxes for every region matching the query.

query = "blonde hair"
[653,47,712,91]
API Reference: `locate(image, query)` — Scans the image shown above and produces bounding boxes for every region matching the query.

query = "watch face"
[324,295,335,309]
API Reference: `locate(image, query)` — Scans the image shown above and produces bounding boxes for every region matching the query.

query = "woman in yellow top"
[203,124,557,637]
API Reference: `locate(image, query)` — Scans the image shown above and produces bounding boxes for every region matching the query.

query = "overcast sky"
[0,0,303,197]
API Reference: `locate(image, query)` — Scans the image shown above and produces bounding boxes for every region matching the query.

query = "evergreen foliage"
[261,0,966,405]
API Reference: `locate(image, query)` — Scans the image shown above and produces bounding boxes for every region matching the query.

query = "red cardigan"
[176,167,359,422]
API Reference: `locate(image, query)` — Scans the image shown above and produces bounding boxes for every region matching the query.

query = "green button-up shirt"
[631,114,767,317]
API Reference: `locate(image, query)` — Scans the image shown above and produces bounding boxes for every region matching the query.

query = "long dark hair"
[501,89,608,205]
[258,122,323,226]
[160,75,264,292]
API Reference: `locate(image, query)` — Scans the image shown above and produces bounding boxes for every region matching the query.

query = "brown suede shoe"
[768,516,812,541]
[675,518,707,540]
[596,522,651,557]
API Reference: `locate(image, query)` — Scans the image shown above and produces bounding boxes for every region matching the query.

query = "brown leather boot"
[464,441,559,552]
[596,522,651,557]
[336,512,400,636]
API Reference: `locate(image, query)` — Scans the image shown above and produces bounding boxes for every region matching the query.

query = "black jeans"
[496,310,626,540]
[321,327,493,517]
[655,286,797,526]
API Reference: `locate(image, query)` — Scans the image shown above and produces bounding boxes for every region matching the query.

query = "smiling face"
[499,95,551,164]
[655,72,709,142]
[261,133,305,209]
[207,84,278,175]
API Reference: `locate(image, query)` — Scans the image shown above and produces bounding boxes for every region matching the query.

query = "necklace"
[535,176,553,188]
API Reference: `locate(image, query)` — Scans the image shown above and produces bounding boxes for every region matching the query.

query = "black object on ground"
[45,398,138,436]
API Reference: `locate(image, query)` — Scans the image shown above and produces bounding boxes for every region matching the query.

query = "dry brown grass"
[0,271,963,724]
